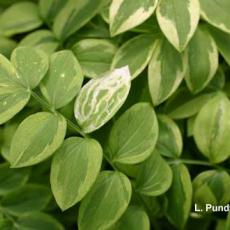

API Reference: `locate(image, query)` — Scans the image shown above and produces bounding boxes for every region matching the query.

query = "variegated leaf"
[112,34,157,79]
[194,93,230,163]
[156,115,182,158]
[40,50,83,109]
[185,26,218,94]
[166,163,192,229]
[156,0,200,52]
[208,25,230,66]
[135,150,172,196]
[50,137,103,210]
[78,171,132,230]
[53,0,104,40]
[106,103,158,164]
[200,0,230,34]
[193,170,230,210]
[108,206,150,230]
[109,0,158,36]
[11,47,49,89]
[148,38,186,106]
[0,54,30,125]
[0,2,42,37]
[74,66,131,133]
[164,87,215,119]
[8,112,66,167]
[19,30,59,55]
[72,39,117,78]
[39,0,66,24]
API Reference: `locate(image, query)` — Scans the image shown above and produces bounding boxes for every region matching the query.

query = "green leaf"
[156,0,200,51]
[208,25,230,66]
[0,2,42,37]
[17,212,64,230]
[19,30,59,55]
[109,0,158,36]
[193,170,230,210]
[1,184,51,216]
[74,66,131,133]
[106,103,158,164]
[53,0,104,40]
[206,66,225,91]
[194,93,230,163]
[39,0,67,24]
[156,115,183,158]
[78,171,132,230]
[135,150,172,196]
[166,163,192,229]
[185,26,219,93]
[148,38,185,105]
[164,87,215,119]
[50,137,103,211]
[8,112,66,167]
[11,47,49,89]
[0,163,30,195]
[0,36,17,58]
[40,50,83,109]
[100,0,110,23]
[200,0,230,34]
[112,34,157,79]
[0,54,30,125]
[72,39,117,78]
[108,206,150,230]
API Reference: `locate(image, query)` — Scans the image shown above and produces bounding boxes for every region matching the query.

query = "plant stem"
[103,154,117,171]
[168,158,230,172]
[31,91,86,138]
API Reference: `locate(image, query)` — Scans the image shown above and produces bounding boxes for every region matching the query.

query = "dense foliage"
[0,0,230,229]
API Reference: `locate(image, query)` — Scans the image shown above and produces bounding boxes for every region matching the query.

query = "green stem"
[31,91,87,138]
[103,154,117,171]
[31,91,55,112]
[168,158,230,172]
[65,118,88,138]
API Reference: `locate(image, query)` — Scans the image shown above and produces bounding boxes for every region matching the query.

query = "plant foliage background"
[0,0,230,229]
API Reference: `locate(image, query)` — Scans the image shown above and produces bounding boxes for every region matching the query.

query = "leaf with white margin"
[156,115,182,158]
[148,38,186,106]
[17,212,64,230]
[112,34,157,79]
[156,0,200,52]
[135,150,172,196]
[166,163,192,229]
[109,0,158,36]
[11,47,49,89]
[8,112,66,167]
[19,30,59,55]
[39,0,66,25]
[106,103,158,164]
[50,137,103,211]
[208,25,230,66]
[185,26,218,94]
[200,0,230,34]
[0,54,30,125]
[72,39,117,78]
[164,87,215,119]
[0,2,42,37]
[194,93,230,163]
[40,50,83,109]
[74,66,131,133]
[53,0,104,40]
[108,206,150,230]
[78,171,132,230]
